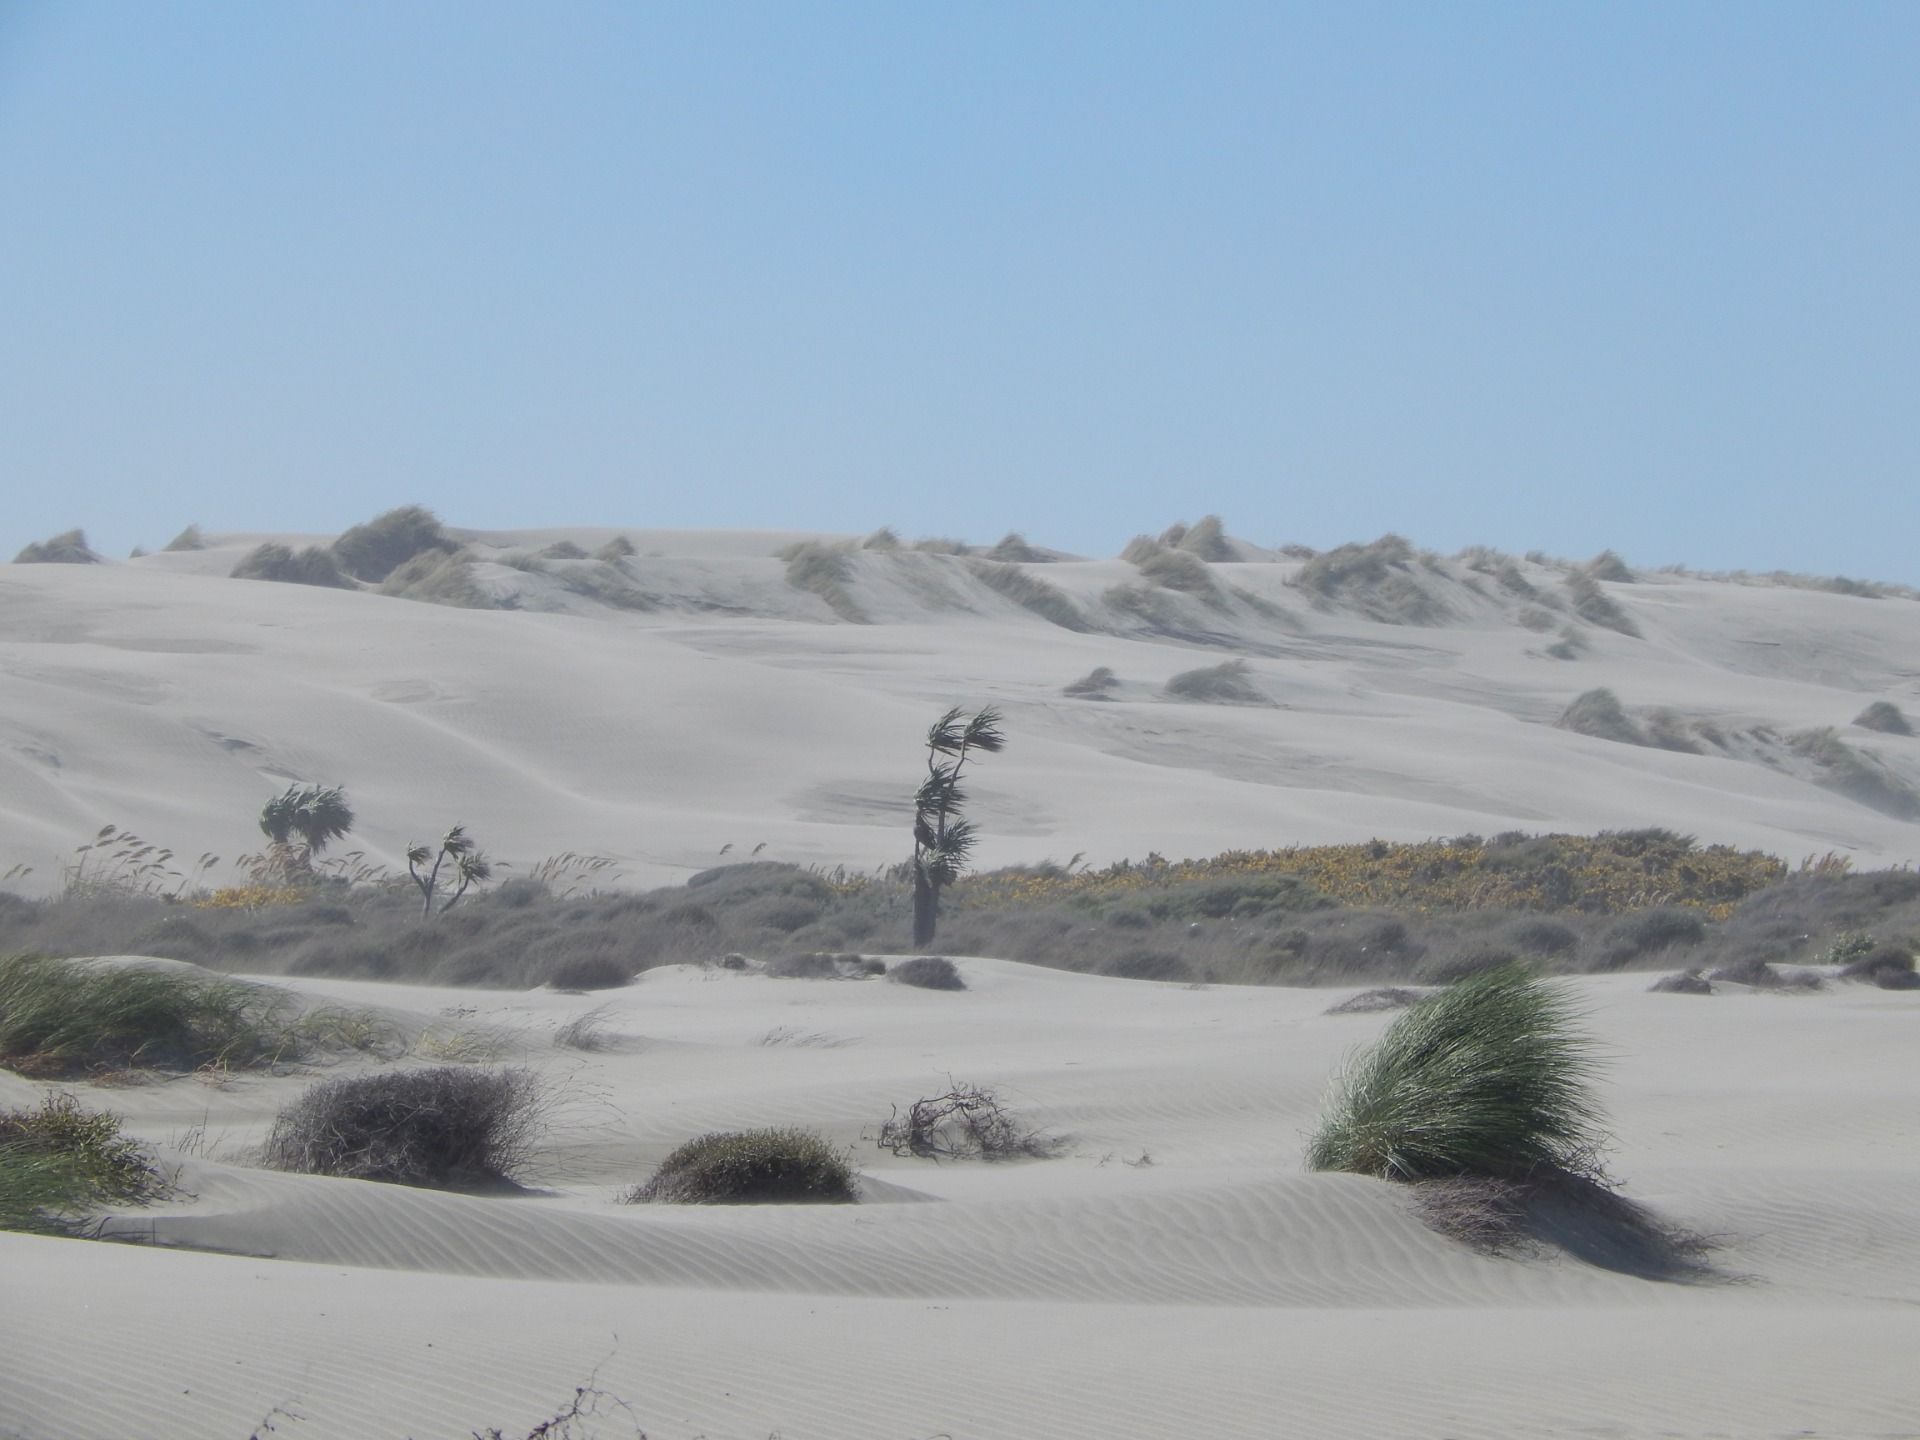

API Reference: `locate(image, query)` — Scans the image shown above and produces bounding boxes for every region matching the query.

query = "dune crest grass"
[0,1093,166,1234]
[1307,965,1603,1181]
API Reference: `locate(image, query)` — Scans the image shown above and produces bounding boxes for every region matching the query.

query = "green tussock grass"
[1307,965,1604,1181]
[625,1127,857,1204]
[1,1093,166,1234]
[968,560,1089,630]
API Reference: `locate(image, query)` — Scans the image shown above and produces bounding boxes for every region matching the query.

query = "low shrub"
[1165,659,1263,704]
[1595,906,1707,968]
[595,536,637,561]
[876,1084,1060,1161]
[332,505,453,583]
[1563,573,1641,636]
[985,532,1047,563]
[232,542,354,588]
[1586,550,1636,583]
[1839,944,1919,989]
[1063,666,1120,698]
[0,1093,166,1234]
[1648,969,1713,995]
[1791,728,1920,819]
[1306,966,1603,1181]
[1325,987,1422,1015]
[379,550,494,609]
[777,541,865,622]
[1098,948,1192,982]
[12,528,99,564]
[1175,514,1232,561]
[765,951,881,979]
[888,956,965,990]
[264,1066,545,1188]
[1853,701,1913,736]
[1136,546,1216,595]
[545,953,633,991]
[1706,957,1822,991]
[625,1128,856,1204]
[1557,688,1643,745]
[0,954,306,1076]
[162,524,206,552]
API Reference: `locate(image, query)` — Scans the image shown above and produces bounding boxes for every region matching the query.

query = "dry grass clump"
[539,540,588,560]
[1136,546,1217,595]
[13,528,100,564]
[1852,700,1913,737]
[1174,514,1232,561]
[1165,659,1264,704]
[777,540,867,622]
[888,955,965,989]
[331,504,453,583]
[1293,535,1448,624]
[1648,969,1713,995]
[1790,728,1920,819]
[163,524,206,552]
[968,560,1089,630]
[552,1004,619,1051]
[985,532,1048,563]
[765,951,883,979]
[557,560,655,610]
[1325,987,1423,1014]
[265,1066,546,1188]
[1063,666,1120,698]
[862,526,902,551]
[1705,956,1823,991]
[1563,572,1641,636]
[379,549,494,608]
[877,1083,1061,1161]
[1557,688,1643,745]
[1838,944,1919,989]
[595,535,637,561]
[232,542,354,588]
[1,1093,166,1235]
[1586,550,1636,582]
[625,1128,856,1204]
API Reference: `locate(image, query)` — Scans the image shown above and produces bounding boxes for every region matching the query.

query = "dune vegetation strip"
[0,1093,167,1235]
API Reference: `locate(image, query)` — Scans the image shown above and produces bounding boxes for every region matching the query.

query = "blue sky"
[3,2,1916,580]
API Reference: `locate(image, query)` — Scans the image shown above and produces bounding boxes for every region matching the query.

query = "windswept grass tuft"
[12,528,100,565]
[1063,665,1120,698]
[1307,965,1604,1181]
[1165,659,1264,704]
[1557,688,1643,745]
[968,560,1089,630]
[232,543,354,588]
[332,504,454,583]
[1791,728,1920,819]
[777,541,866,622]
[163,524,206,552]
[1854,701,1913,736]
[1564,572,1641,636]
[0,1094,166,1234]
[379,549,495,609]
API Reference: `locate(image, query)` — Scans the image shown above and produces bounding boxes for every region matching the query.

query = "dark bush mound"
[888,956,965,990]
[626,1128,856,1204]
[1707,958,1822,991]
[1325,987,1422,1014]
[1649,970,1713,995]
[264,1066,544,1189]
[1595,907,1707,969]
[1165,659,1263,704]
[545,953,633,991]
[1098,948,1193,982]
[1853,701,1913,737]
[765,952,880,979]
[1420,947,1518,985]
[1840,945,1919,989]
[331,505,453,583]
[232,542,353,588]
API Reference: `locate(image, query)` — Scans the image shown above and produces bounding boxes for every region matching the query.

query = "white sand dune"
[4,528,1919,1437]
[3,962,1918,1438]
[2,531,1917,892]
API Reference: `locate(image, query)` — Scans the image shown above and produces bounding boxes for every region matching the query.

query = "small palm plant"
[910,706,1006,949]
[408,825,494,918]
[256,784,355,880]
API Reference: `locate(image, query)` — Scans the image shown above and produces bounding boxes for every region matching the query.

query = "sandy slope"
[4,961,1918,1439]
[2,531,1917,893]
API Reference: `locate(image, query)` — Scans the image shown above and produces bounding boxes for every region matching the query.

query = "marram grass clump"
[1307,965,1603,1181]
[625,1128,857,1204]
[0,1093,166,1235]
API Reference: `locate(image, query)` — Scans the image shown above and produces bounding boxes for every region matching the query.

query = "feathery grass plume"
[331,504,453,582]
[0,954,303,1076]
[594,535,637,561]
[1563,571,1641,636]
[1306,965,1604,1181]
[1556,688,1643,745]
[379,549,495,608]
[1789,728,1920,819]
[967,560,1089,630]
[1515,605,1555,632]
[985,531,1048,562]
[0,1094,166,1234]
[1063,665,1119,698]
[776,540,867,622]
[1165,659,1264,704]
[552,1003,618,1051]
[1176,514,1232,561]
[1586,550,1636,582]
[232,542,353,588]
[12,528,99,565]
[1854,701,1913,736]
[1135,546,1216,595]
[538,539,588,559]
[560,560,655,610]
[266,1066,546,1188]
[1119,534,1163,564]
[162,523,206,552]
[911,536,970,555]
[861,526,902,551]
[625,1128,857,1203]
[887,955,965,989]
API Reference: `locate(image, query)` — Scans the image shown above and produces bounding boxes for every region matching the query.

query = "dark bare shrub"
[546,954,633,991]
[1099,948,1192,982]
[1707,957,1822,990]
[1165,659,1263,704]
[332,505,453,582]
[265,1066,545,1189]
[765,952,877,979]
[1840,944,1919,989]
[626,1128,856,1204]
[1325,987,1422,1015]
[1649,969,1713,995]
[888,956,964,990]
[1853,701,1912,736]
[877,1084,1060,1161]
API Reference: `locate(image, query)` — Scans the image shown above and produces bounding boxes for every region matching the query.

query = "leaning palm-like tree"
[910,706,1007,949]
[407,825,494,919]
[258,785,355,860]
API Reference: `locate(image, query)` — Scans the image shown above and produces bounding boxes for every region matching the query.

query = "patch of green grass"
[0,1093,166,1234]
[1306,965,1604,1181]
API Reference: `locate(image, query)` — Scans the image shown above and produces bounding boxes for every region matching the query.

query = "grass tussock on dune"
[12,528,100,565]
[625,1128,857,1204]
[333,505,454,583]
[968,560,1089,630]
[777,540,867,622]
[232,542,354,589]
[1,1093,166,1235]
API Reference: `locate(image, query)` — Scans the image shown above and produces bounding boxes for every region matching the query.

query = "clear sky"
[3,3,1916,580]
